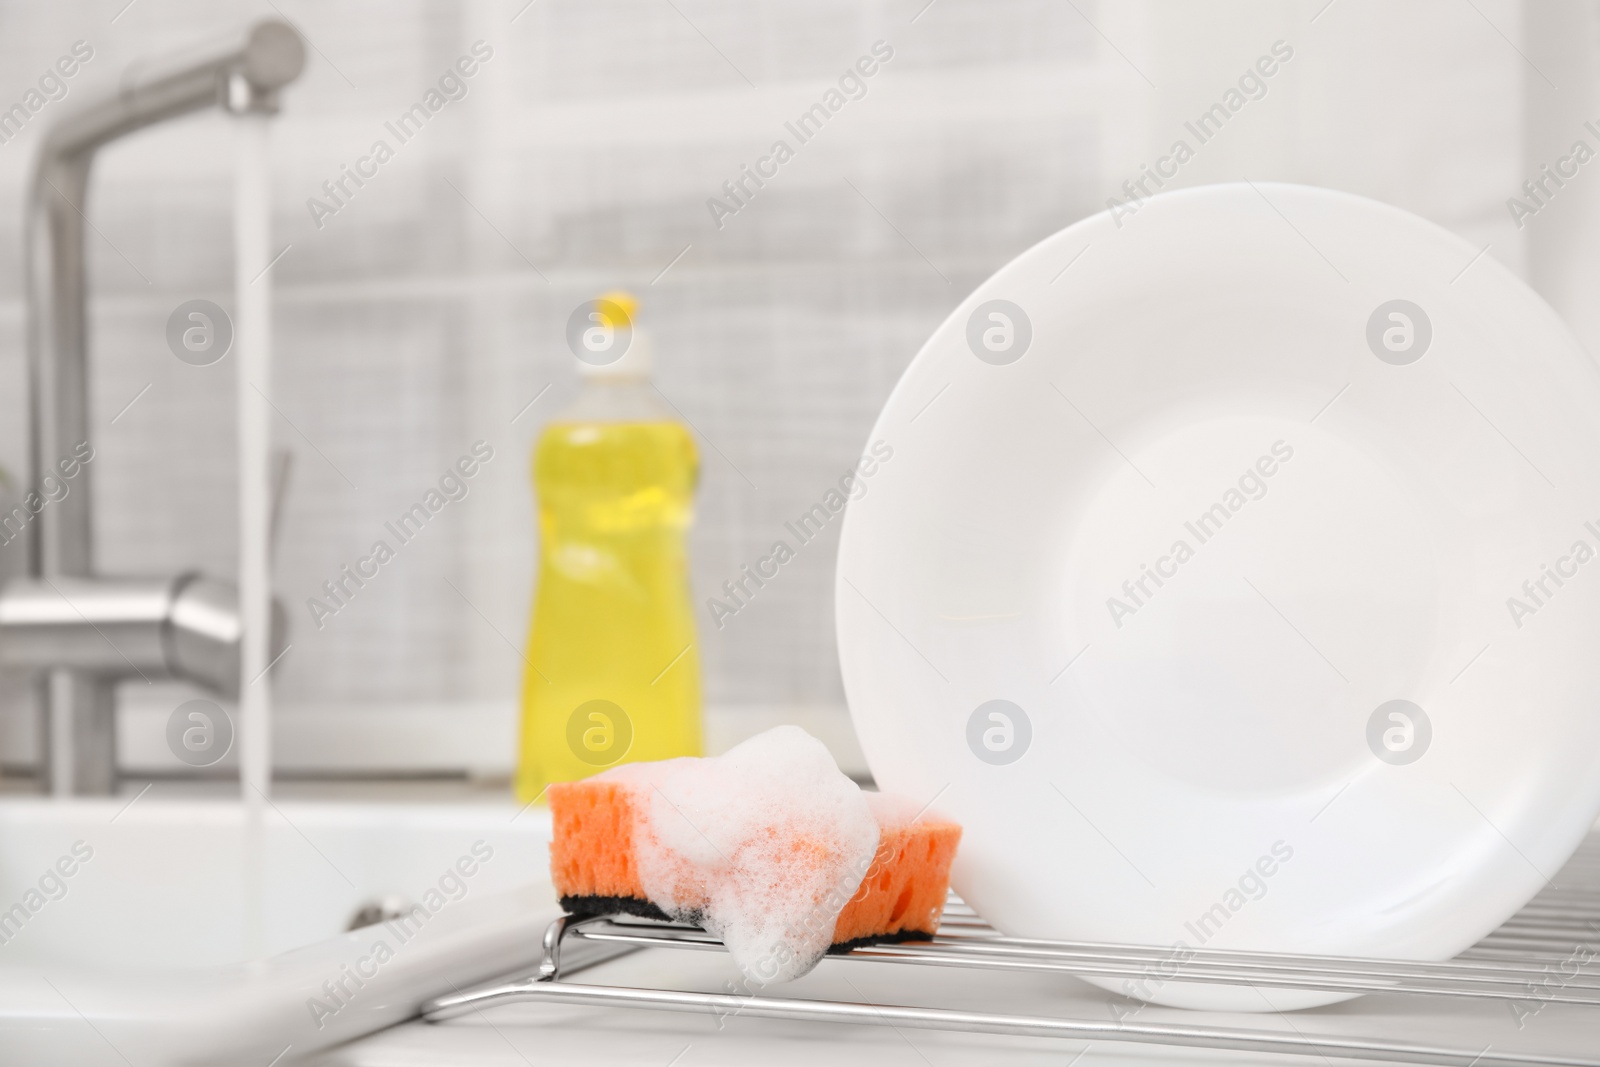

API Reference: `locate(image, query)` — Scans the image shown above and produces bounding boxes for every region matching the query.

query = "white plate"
[837,183,1600,1010]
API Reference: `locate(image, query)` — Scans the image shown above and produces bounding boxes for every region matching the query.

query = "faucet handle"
[167,573,288,693]
[270,447,293,563]
[0,573,288,696]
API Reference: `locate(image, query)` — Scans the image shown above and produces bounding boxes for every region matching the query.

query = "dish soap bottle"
[516,293,703,802]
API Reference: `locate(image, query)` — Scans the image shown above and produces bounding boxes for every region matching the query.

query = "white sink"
[0,793,562,1065]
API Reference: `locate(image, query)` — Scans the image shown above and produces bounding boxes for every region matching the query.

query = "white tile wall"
[0,0,1530,774]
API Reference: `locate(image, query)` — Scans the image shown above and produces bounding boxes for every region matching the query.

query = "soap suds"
[599,725,879,984]
[862,790,924,829]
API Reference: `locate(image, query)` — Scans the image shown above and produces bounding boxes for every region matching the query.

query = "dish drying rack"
[425,833,1600,1066]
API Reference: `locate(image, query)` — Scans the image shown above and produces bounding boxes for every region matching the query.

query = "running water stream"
[235,108,274,957]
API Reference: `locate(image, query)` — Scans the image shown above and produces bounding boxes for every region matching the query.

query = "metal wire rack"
[424,834,1600,1066]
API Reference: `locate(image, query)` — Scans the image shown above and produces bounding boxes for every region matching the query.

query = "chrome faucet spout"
[4,21,303,796]
[39,21,302,168]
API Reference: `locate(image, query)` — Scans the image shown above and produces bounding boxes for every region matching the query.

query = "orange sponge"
[549,779,962,950]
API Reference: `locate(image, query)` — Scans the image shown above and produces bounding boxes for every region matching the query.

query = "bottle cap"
[576,291,652,379]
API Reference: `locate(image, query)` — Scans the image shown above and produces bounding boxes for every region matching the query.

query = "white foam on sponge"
[599,725,879,985]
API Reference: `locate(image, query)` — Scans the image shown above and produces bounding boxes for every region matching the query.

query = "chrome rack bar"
[421,911,1600,1067]
[422,834,1600,1067]
[424,968,1599,1067]
[549,918,1600,1005]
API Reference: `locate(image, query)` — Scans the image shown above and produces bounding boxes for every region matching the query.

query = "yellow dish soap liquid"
[515,293,702,802]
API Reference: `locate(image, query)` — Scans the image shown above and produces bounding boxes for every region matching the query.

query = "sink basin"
[0,794,566,1065]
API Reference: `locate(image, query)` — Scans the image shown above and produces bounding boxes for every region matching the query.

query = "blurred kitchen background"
[0,0,1590,785]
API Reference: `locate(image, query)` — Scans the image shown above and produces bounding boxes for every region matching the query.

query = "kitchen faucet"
[0,22,303,796]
